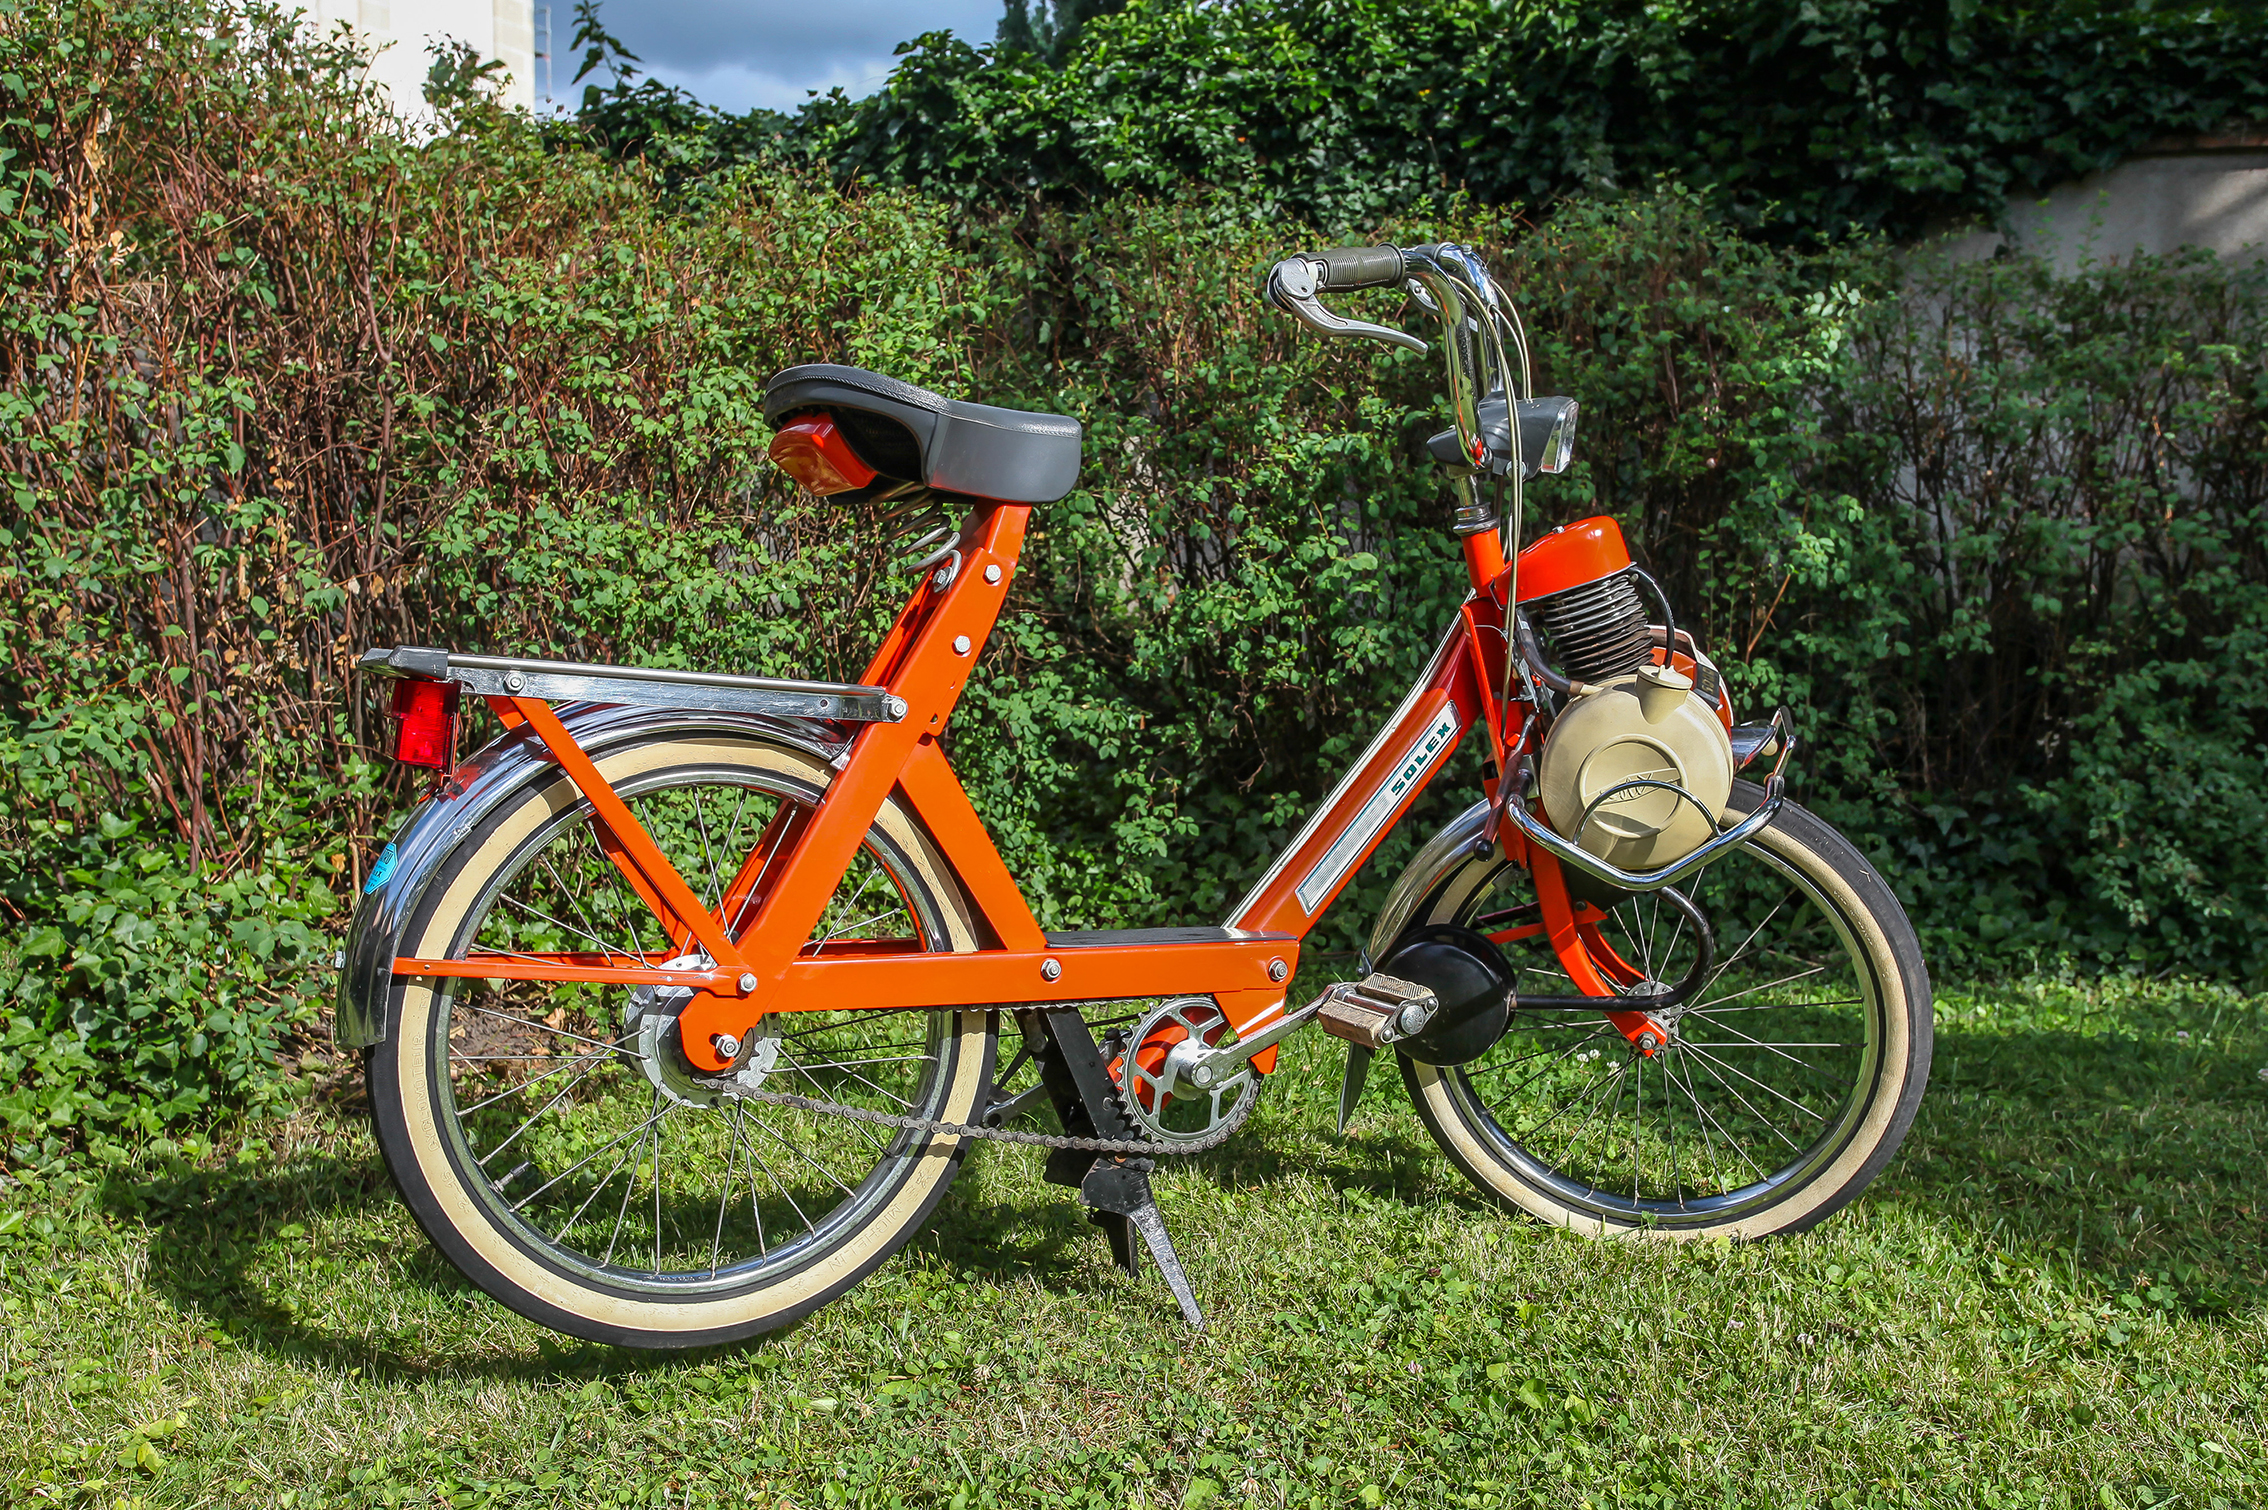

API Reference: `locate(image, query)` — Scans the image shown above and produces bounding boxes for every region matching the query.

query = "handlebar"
[1307,244,1407,291]
[1265,237,1540,573]
[1261,242,1526,406]
[1264,239,1552,727]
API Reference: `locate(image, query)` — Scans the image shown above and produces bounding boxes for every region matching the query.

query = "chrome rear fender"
[334,704,850,1049]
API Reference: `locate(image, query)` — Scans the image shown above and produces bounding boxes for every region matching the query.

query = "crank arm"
[1168,974,1441,1094]
[1171,997,1323,1090]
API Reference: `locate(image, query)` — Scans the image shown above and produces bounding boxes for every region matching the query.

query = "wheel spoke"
[1469,1025,1617,1102]
[652,1101,667,1274]
[1680,1048,1809,1153]
[1684,996,1861,1013]
[420,766,964,1294]
[692,786,721,912]
[738,1120,826,1234]
[455,1000,629,1057]
[1680,1040,1830,1125]
[728,804,799,937]
[1660,1045,1686,1209]
[558,1137,642,1235]
[710,1101,742,1278]
[473,1043,631,1167]
[1666,1049,1762,1183]
[603,1093,663,1267]
[787,1052,933,1071]
[774,1018,928,1046]
[1631,1051,1643,1204]
[1520,1058,1630,1146]
[1699,891,1797,998]
[454,1029,634,1117]
[1694,963,1830,1011]
[781,1049,920,1109]
[727,1102,772,1255]
[1429,816,1896,1224]
[809,905,908,951]
[748,1115,862,1201]
[1571,1056,1632,1190]
[513,1106,668,1212]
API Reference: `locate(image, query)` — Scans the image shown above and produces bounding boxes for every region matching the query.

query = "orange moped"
[339,242,1931,1347]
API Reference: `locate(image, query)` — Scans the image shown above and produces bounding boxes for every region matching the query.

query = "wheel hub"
[627,961,779,1109]
[1621,978,1679,1056]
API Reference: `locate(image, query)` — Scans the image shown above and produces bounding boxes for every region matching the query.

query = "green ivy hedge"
[3,0,2264,1165]
[619,0,2268,243]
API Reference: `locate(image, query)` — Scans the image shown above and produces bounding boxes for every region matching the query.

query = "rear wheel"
[366,734,992,1348]
[1396,783,1930,1237]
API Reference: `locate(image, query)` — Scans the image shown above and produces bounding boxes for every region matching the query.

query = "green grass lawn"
[2,976,2262,1510]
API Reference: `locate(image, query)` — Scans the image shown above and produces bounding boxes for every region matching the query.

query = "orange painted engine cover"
[1514,516,1632,603]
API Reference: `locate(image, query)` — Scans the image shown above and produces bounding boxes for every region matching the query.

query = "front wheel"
[1394,782,1931,1238]
[364,733,994,1348]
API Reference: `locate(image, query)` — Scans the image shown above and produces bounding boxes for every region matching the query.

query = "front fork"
[1523,837,1681,1058]
[1460,530,1680,1060]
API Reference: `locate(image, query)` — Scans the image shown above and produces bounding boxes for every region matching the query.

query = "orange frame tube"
[393,502,1648,1071]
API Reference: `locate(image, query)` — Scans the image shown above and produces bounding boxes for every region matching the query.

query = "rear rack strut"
[358,646,906,724]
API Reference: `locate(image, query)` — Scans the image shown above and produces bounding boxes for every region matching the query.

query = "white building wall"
[307,0,541,121]
[1935,132,2268,269]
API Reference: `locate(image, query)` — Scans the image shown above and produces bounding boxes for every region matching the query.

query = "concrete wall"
[307,0,541,122]
[1934,131,2268,269]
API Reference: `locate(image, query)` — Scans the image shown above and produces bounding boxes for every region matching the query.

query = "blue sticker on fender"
[365,841,398,895]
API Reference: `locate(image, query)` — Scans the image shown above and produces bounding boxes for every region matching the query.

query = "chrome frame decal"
[1295,701,1461,915]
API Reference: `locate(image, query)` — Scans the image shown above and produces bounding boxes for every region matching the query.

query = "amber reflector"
[769,415,878,496]
[389,677,459,771]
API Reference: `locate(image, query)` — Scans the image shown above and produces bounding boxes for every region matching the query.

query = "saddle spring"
[870,488,960,576]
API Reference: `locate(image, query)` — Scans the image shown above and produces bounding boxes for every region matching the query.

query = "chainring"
[1112,996,1261,1148]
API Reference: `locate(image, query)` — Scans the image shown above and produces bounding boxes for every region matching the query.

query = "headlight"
[1517,397,1579,476]
[1422,394,1580,478]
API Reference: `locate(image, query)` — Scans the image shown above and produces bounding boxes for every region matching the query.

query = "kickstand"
[1081,1159,1204,1328]
[1017,1007,1207,1329]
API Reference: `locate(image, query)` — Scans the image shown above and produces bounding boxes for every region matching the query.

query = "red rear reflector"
[388,677,459,771]
[769,415,876,496]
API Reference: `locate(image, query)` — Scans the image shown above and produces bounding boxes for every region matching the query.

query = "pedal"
[1315,973,1439,1048]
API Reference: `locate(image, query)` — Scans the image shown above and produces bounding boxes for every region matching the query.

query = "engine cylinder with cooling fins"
[1514,515,1651,684]
[1516,514,1737,873]
[1530,572,1650,684]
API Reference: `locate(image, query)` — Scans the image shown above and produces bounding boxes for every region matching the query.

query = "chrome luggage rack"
[357,646,907,724]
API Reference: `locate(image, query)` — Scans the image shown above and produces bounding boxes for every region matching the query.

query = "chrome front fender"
[1366,799,1495,965]
[334,704,851,1049]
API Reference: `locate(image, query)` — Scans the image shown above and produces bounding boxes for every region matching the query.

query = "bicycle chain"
[697,1078,1257,1157]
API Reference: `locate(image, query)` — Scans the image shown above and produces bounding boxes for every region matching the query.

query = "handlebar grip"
[1310,245,1406,291]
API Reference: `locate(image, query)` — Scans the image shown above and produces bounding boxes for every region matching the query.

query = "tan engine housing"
[1538,665,1735,872]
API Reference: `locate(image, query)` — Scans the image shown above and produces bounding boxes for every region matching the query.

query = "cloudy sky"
[559,0,1006,114]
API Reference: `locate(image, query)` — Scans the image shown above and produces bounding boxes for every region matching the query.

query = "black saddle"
[763,364,1083,505]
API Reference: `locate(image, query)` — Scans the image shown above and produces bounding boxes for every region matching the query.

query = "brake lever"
[1264,257,1429,354]
[1403,278,1480,335]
